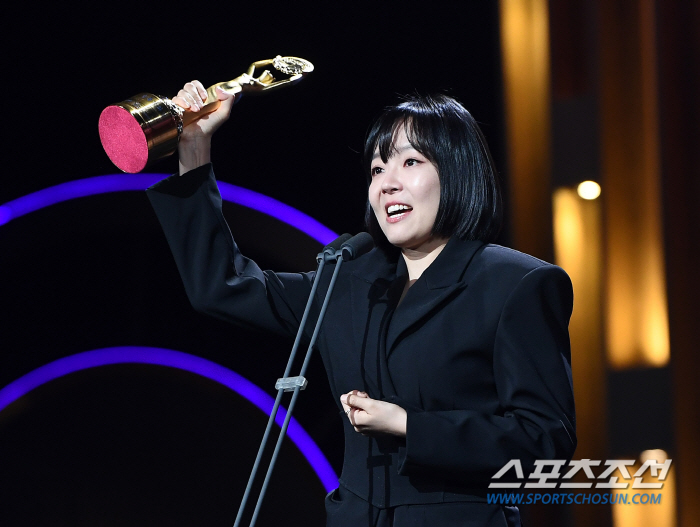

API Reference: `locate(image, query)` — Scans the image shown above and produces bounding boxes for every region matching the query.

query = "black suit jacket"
[147,164,576,509]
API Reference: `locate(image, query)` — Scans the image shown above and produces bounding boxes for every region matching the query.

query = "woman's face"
[369,127,442,251]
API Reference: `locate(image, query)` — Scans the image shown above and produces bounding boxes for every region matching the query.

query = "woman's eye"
[371,166,383,176]
[405,158,421,167]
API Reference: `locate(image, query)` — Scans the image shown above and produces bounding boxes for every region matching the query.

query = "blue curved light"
[0,174,338,244]
[0,346,338,492]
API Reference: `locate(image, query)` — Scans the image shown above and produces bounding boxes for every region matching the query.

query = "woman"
[147,82,576,526]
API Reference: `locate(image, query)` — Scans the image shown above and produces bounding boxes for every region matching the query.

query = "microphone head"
[318,233,352,264]
[323,233,352,253]
[340,232,374,261]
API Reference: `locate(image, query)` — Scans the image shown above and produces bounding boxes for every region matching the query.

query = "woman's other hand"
[340,390,407,437]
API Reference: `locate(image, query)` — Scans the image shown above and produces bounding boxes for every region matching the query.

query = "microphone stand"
[233,233,358,527]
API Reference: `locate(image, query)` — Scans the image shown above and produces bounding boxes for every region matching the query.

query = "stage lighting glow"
[641,449,669,462]
[0,174,338,244]
[0,346,338,492]
[577,180,601,200]
[0,177,340,491]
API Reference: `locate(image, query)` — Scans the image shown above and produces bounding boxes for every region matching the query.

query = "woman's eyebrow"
[371,144,415,161]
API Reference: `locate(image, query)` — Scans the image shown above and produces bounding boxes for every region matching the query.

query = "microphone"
[339,232,374,261]
[317,233,352,264]
[235,231,373,527]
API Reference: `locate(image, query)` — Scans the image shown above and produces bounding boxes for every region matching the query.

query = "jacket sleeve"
[146,163,314,338]
[397,265,576,483]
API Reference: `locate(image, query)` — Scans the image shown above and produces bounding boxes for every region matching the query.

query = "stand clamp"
[275,376,308,392]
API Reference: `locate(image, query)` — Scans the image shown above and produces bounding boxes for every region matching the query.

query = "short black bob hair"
[363,94,502,248]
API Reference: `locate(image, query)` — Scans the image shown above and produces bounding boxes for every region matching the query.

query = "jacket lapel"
[349,247,399,397]
[346,239,485,394]
[385,238,484,356]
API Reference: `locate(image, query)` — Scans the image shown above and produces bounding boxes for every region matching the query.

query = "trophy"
[98,56,314,173]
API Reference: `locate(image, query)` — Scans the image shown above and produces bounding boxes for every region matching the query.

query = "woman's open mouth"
[386,203,413,223]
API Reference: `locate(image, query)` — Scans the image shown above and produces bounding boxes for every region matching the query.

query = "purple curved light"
[0,174,338,244]
[0,346,338,492]
[0,178,340,491]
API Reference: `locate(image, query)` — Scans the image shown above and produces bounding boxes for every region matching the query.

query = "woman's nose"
[381,167,401,193]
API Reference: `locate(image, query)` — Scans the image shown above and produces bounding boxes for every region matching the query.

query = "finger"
[346,393,356,408]
[350,408,363,427]
[191,80,208,102]
[171,96,190,110]
[216,86,238,116]
[342,393,356,408]
[176,90,200,111]
[340,392,352,406]
[350,410,372,434]
[215,85,234,101]
[342,390,364,407]
[348,407,369,429]
[340,395,353,418]
[347,407,355,425]
[184,93,200,112]
[347,394,373,411]
[183,82,205,110]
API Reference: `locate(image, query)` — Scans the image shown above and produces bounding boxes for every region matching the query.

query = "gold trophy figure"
[98,56,314,173]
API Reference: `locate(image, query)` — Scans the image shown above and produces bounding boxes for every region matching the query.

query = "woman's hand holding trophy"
[98,56,313,174]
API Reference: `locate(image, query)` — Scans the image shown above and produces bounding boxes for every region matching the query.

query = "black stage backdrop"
[0,2,506,526]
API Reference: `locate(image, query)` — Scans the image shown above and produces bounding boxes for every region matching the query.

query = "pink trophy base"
[98,106,150,174]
